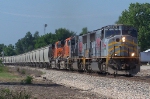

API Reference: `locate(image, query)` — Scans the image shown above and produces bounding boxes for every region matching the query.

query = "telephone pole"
[44,24,47,34]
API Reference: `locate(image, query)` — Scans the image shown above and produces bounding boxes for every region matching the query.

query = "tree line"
[0,28,76,56]
[1,2,150,56]
[116,2,150,51]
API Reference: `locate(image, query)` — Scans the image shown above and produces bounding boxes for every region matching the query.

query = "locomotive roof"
[101,24,136,30]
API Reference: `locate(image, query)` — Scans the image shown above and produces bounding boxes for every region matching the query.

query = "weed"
[21,76,33,84]
[17,68,20,72]
[0,88,31,99]
[25,76,33,84]
[21,69,26,74]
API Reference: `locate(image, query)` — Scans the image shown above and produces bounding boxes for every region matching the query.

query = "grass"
[0,62,33,98]
[0,72,17,79]
[0,65,18,80]
[0,88,31,99]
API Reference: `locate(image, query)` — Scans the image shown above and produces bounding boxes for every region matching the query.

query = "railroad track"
[43,67,150,83]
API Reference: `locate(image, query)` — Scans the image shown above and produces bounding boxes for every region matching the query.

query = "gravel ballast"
[38,68,150,99]
[8,66,150,99]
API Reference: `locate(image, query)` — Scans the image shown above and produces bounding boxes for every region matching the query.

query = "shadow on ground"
[0,82,62,87]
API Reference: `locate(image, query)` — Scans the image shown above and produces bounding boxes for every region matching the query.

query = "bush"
[21,69,26,74]
[0,88,31,99]
[21,76,33,84]
[0,59,3,65]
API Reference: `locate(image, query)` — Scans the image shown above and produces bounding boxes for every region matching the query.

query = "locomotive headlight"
[131,53,135,57]
[122,37,125,42]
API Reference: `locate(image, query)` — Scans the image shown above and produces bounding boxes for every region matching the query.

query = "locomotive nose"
[108,36,137,57]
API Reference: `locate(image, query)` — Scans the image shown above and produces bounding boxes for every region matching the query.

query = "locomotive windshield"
[122,29,137,38]
[105,30,121,38]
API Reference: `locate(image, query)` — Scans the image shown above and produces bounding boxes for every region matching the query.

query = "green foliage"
[21,76,33,84]
[55,28,75,41]
[0,72,17,79]
[21,69,26,74]
[0,88,31,99]
[0,66,8,73]
[79,27,88,35]
[0,66,18,79]
[2,28,75,55]
[3,44,16,56]
[35,28,75,49]
[0,44,5,56]
[116,2,150,51]
[0,59,3,65]
[15,32,35,54]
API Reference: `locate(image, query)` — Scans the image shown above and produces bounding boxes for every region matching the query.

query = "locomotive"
[2,24,140,76]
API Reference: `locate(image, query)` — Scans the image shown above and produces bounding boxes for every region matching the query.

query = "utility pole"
[44,24,47,34]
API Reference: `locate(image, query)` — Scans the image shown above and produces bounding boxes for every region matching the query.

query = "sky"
[0,0,150,46]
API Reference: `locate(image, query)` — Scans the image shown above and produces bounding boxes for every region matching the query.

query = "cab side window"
[101,29,104,39]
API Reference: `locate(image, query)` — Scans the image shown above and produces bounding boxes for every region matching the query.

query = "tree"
[79,27,88,35]
[34,35,47,49]
[34,28,75,49]
[23,32,34,52]
[55,28,75,41]
[0,44,5,55]
[15,39,24,54]
[15,31,35,54]
[3,44,16,56]
[116,2,150,51]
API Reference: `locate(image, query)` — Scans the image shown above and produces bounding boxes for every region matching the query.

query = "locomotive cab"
[54,41,64,58]
[103,25,140,75]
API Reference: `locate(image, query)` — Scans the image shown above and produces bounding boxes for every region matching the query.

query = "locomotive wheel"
[98,62,106,73]
[85,64,92,73]
[78,62,84,71]
[48,62,52,69]
[114,72,118,77]
[57,63,60,69]
[68,64,73,71]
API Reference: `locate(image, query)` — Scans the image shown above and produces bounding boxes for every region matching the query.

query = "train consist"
[2,24,140,76]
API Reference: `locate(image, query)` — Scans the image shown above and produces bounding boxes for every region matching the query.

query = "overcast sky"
[0,0,149,45]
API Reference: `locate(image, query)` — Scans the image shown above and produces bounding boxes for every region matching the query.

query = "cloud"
[0,11,50,18]
[0,11,115,19]
[0,12,105,19]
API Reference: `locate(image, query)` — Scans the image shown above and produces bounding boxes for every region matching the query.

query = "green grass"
[0,66,18,79]
[0,72,17,79]
[0,65,8,72]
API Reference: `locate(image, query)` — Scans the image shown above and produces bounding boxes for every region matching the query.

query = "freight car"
[140,50,150,65]
[2,24,140,76]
